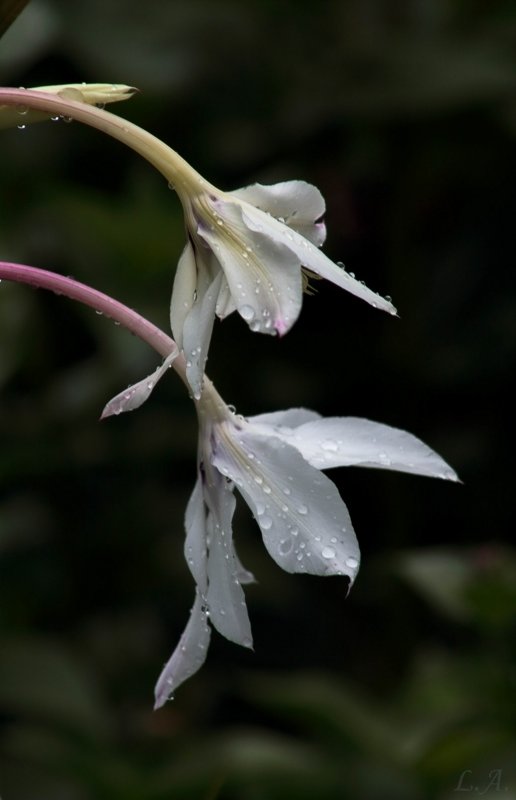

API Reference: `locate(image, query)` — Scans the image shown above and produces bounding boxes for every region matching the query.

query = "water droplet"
[322,546,336,559]
[255,502,266,516]
[298,504,308,515]
[260,515,273,530]
[346,557,359,569]
[378,452,391,465]
[321,439,339,452]
[17,124,26,130]
[279,538,293,555]
[240,304,255,321]
[262,485,271,495]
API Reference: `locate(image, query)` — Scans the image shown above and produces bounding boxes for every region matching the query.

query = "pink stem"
[0,260,189,387]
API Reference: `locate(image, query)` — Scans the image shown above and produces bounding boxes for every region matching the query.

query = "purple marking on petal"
[274,317,289,336]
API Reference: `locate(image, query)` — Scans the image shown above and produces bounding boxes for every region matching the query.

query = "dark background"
[1,1,515,798]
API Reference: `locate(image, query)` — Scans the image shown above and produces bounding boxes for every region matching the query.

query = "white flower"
[170,180,397,398]
[153,392,458,707]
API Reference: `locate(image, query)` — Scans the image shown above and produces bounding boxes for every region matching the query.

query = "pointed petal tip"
[153,692,170,711]
[443,469,462,484]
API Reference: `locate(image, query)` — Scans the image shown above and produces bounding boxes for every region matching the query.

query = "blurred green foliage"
[1,1,515,798]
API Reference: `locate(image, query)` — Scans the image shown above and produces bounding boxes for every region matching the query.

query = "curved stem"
[0,260,188,390]
[0,88,215,201]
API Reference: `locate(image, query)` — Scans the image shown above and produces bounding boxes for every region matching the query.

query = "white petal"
[100,350,177,419]
[248,408,321,430]
[184,476,208,593]
[234,550,255,584]
[205,480,253,646]
[182,270,223,399]
[230,180,327,246]
[170,241,197,349]
[198,199,302,336]
[153,591,211,709]
[211,428,360,584]
[241,204,397,316]
[215,274,237,318]
[287,417,459,481]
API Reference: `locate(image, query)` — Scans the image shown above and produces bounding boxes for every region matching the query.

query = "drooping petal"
[198,199,302,336]
[234,550,255,584]
[205,479,253,646]
[248,408,321,430]
[211,428,360,584]
[230,180,327,246]
[284,417,459,481]
[240,204,397,316]
[153,591,211,709]
[100,350,177,419]
[184,476,208,593]
[215,274,237,318]
[182,269,223,399]
[170,241,198,350]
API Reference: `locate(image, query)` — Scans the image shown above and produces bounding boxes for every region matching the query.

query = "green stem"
[0,87,215,201]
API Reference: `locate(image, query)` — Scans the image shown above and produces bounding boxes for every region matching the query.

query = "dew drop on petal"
[322,546,336,559]
[346,557,359,569]
[260,515,273,530]
[298,504,308,515]
[279,539,293,555]
[240,305,255,321]
[321,439,339,452]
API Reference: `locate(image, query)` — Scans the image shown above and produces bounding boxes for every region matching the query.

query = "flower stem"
[0,87,214,200]
[0,260,188,389]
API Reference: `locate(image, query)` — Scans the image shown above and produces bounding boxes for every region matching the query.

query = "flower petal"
[286,417,459,481]
[248,408,321,430]
[215,274,237,318]
[100,350,177,419]
[153,590,211,709]
[184,476,208,593]
[212,429,360,584]
[198,199,302,336]
[182,269,223,400]
[205,479,253,646]
[230,180,327,246]
[170,241,198,350]
[240,204,397,316]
